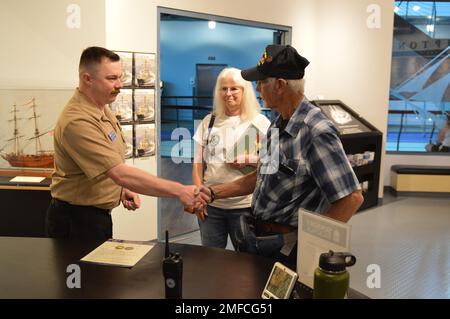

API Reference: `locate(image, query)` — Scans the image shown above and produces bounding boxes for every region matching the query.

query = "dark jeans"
[45,198,112,240]
[198,205,252,250]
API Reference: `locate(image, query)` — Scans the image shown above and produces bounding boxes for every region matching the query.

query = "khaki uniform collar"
[75,88,107,122]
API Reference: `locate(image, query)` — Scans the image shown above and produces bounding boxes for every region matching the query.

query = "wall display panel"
[134,53,156,87]
[121,124,134,159]
[115,51,133,87]
[111,51,157,158]
[134,89,155,122]
[110,89,133,123]
[135,124,155,158]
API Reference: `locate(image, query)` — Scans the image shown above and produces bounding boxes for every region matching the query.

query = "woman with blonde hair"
[192,67,270,249]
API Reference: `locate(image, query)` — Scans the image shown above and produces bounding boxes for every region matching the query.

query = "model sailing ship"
[1,98,54,168]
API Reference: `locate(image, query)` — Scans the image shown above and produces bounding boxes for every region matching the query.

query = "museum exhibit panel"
[312,100,383,211]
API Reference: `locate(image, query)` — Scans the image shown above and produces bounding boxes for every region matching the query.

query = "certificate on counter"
[10,176,45,183]
[296,209,351,288]
[80,240,154,268]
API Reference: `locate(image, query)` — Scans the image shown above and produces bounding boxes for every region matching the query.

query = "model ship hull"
[2,153,54,168]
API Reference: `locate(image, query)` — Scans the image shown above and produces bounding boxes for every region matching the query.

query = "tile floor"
[172,193,450,299]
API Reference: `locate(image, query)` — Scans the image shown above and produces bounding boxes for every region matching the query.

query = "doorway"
[157,7,291,240]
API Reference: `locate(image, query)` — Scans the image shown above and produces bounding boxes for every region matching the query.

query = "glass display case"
[0,88,75,172]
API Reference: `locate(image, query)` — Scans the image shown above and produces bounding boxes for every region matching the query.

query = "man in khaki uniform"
[46,47,209,239]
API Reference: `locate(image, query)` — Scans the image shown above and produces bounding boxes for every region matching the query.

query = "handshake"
[180,185,212,220]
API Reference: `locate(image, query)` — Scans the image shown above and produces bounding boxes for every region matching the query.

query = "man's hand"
[183,186,211,219]
[178,185,211,208]
[121,188,141,211]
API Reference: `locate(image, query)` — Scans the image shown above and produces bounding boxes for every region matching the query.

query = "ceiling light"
[412,5,420,11]
[208,21,216,29]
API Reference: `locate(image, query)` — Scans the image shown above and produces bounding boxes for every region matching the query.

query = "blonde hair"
[213,67,260,121]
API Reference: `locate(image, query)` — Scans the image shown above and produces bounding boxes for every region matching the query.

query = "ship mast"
[27,98,43,155]
[11,104,21,155]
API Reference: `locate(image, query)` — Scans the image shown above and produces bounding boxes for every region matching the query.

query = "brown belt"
[255,219,297,236]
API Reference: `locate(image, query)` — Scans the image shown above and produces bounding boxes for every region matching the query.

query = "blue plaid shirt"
[252,99,360,227]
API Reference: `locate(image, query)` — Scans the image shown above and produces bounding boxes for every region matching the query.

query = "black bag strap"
[203,114,216,177]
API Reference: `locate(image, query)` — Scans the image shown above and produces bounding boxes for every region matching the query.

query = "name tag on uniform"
[108,131,117,141]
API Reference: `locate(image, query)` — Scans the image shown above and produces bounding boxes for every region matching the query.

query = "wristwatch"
[208,187,216,203]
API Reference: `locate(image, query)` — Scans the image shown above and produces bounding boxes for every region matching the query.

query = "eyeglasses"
[221,87,242,94]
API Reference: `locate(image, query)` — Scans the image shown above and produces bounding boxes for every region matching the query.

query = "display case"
[312,100,382,211]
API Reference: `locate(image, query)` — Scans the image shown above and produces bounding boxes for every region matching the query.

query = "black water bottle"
[162,231,183,299]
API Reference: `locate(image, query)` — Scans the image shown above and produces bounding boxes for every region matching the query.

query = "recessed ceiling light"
[208,21,216,29]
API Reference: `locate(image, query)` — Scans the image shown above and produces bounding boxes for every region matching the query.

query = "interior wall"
[0,0,106,89]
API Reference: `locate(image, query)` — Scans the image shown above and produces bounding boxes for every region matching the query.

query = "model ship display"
[1,98,54,168]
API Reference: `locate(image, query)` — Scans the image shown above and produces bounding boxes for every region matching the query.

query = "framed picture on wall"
[109,89,133,123]
[121,124,134,159]
[134,89,155,122]
[134,53,156,87]
[135,123,155,157]
[114,51,133,87]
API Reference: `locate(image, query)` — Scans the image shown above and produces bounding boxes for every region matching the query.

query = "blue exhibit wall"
[160,20,276,98]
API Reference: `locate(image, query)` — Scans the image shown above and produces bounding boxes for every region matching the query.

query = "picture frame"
[134,89,155,122]
[135,123,155,157]
[134,53,156,87]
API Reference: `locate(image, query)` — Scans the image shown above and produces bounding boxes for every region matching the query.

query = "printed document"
[80,240,154,268]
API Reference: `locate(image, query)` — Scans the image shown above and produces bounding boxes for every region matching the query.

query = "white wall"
[0,0,106,89]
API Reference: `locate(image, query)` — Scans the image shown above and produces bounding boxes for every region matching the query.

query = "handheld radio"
[162,230,183,299]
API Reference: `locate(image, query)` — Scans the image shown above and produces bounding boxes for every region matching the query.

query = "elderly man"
[206,45,363,265]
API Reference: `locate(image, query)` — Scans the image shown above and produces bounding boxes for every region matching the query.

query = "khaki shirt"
[50,89,125,209]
